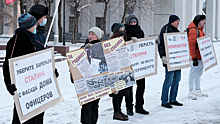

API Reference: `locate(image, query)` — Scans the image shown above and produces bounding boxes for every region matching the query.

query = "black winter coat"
[124,24,144,41]
[35,26,46,50]
[158,23,180,67]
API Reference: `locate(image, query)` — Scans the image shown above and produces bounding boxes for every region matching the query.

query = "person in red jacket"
[188,14,208,100]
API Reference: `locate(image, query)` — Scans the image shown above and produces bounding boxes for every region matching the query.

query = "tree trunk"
[103,0,110,34]
[121,0,127,23]
[72,12,79,44]
[58,0,62,42]
[20,0,24,14]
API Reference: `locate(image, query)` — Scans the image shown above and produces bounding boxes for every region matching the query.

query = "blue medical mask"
[40,19,47,26]
[32,28,36,34]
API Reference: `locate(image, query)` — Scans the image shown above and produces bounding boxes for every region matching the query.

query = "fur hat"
[29,4,48,20]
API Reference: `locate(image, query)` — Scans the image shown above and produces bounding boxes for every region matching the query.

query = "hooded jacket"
[188,21,205,60]
[124,15,144,41]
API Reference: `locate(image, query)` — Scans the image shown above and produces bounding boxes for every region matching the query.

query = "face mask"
[32,28,36,34]
[119,31,125,36]
[40,19,47,26]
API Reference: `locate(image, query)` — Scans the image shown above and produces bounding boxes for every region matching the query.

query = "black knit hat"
[111,23,125,33]
[169,15,180,24]
[29,4,48,20]
[193,15,206,27]
[18,13,37,29]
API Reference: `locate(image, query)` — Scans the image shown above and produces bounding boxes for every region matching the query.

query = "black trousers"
[112,96,123,113]
[81,99,100,124]
[12,104,44,124]
[125,78,145,109]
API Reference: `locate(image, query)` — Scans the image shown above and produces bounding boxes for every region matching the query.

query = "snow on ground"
[0,42,220,124]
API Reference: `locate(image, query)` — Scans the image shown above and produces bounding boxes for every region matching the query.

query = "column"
[54,0,59,45]
[215,0,220,40]
[206,0,216,38]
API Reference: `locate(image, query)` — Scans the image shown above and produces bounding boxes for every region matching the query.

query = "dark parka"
[35,26,46,50]
[158,23,180,67]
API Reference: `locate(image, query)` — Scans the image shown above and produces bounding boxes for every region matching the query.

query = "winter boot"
[188,91,197,100]
[113,111,128,121]
[194,90,208,97]
[127,109,134,116]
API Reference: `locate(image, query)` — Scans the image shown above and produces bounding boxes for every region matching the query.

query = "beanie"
[29,4,48,20]
[169,15,180,24]
[130,18,137,24]
[111,23,125,33]
[88,27,104,40]
[18,13,37,29]
[193,15,206,27]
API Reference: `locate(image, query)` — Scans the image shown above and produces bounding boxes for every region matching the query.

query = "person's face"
[119,28,125,31]
[27,25,37,33]
[130,22,137,25]
[88,32,98,42]
[37,15,47,25]
[198,19,206,28]
[171,19,180,28]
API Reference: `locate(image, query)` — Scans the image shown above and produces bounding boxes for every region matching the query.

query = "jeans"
[161,67,181,104]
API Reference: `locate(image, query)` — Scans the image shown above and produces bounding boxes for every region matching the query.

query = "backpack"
[185,28,200,49]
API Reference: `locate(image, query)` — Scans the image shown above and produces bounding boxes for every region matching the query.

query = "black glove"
[193,58,198,66]
[55,68,59,78]
[6,84,17,95]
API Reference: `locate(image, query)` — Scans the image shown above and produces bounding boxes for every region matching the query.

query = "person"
[109,23,129,121]
[187,15,208,100]
[3,13,41,124]
[29,4,48,50]
[158,15,183,109]
[80,27,104,124]
[124,14,149,116]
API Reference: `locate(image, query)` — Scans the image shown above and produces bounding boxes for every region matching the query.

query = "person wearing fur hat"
[109,23,129,121]
[79,27,103,124]
[187,15,208,100]
[29,4,48,50]
[124,14,149,116]
[158,15,183,108]
[3,13,45,124]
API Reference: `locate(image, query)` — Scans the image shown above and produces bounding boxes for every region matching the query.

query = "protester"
[124,14,149,116]
[158,15,183,108]
[187,15,208,100]
[80,27,104,124]
[29,4,48,50]
[109,23,129,121]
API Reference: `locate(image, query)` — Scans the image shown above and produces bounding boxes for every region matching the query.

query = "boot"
[135,108,149,115]
[188,91,197,100]
[113,111,128,121]
[127,109,134,116]
[194,90,208,97]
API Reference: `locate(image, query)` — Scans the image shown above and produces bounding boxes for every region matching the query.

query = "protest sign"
[67,37,134,105]
[197,35,218,71]
[126,36,158,80]
[164,32,191,71]
[9,48,63,123]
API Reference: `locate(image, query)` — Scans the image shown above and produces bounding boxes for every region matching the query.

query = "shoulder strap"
[196,28,200,38]
[165,26,168,33]
[10,34,17,58]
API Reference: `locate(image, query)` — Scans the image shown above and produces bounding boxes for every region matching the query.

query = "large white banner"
[197,35,218,71]
[9,48,63,123]
[164,32,191,71]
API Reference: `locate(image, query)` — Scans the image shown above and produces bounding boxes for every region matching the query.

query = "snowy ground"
[0,42,220,124]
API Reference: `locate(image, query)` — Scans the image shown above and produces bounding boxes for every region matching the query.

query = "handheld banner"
[197,35,218,71]
[67,37,134,105]
[164,32,191,71]
[126,36,158,80]
[9,47,64,123]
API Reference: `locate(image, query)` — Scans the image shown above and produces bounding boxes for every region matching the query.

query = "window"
[96,0,105,2]
[69,17,75,32]
[96,17,104,30]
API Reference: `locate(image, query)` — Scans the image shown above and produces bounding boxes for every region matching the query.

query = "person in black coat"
[79,27,104,124]
[158,15,183,109]
[124,14,149,116]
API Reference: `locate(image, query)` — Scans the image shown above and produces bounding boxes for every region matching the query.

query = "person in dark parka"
[158,15,183,109]
[124,14,149,116]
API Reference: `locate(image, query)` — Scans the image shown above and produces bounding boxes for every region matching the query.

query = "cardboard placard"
[67,37,135,105]
[9,47,64,123]
[197,35,218,71]
[126,36,158,80]
[163,32,191,71]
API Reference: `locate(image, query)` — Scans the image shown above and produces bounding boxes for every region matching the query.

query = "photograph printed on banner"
[85,43,108,74]
[118,71,135,88]
[86,75,105,93]
[103,75,119,88]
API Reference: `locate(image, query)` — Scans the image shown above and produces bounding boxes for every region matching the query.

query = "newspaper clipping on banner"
[126,37,158,80]
[197,35,218,71]
[164,32,191,71]
[9,48,64,123]
[67,37,134,105]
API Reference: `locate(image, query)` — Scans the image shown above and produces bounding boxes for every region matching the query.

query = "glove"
[55,68,59,78]
[161,56,168,64]
[131,37,138,42]
[114,91,119,95]
[193,58,198,66]
[156,38,160,45]
[6,84,17,95]
[85,43,92,48]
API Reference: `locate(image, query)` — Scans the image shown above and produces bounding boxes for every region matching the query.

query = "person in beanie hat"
[29,4,48,50]
[3,13,45,124]
[123,14,149,116]
[187,14,208,100]
[158,15,183,109]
